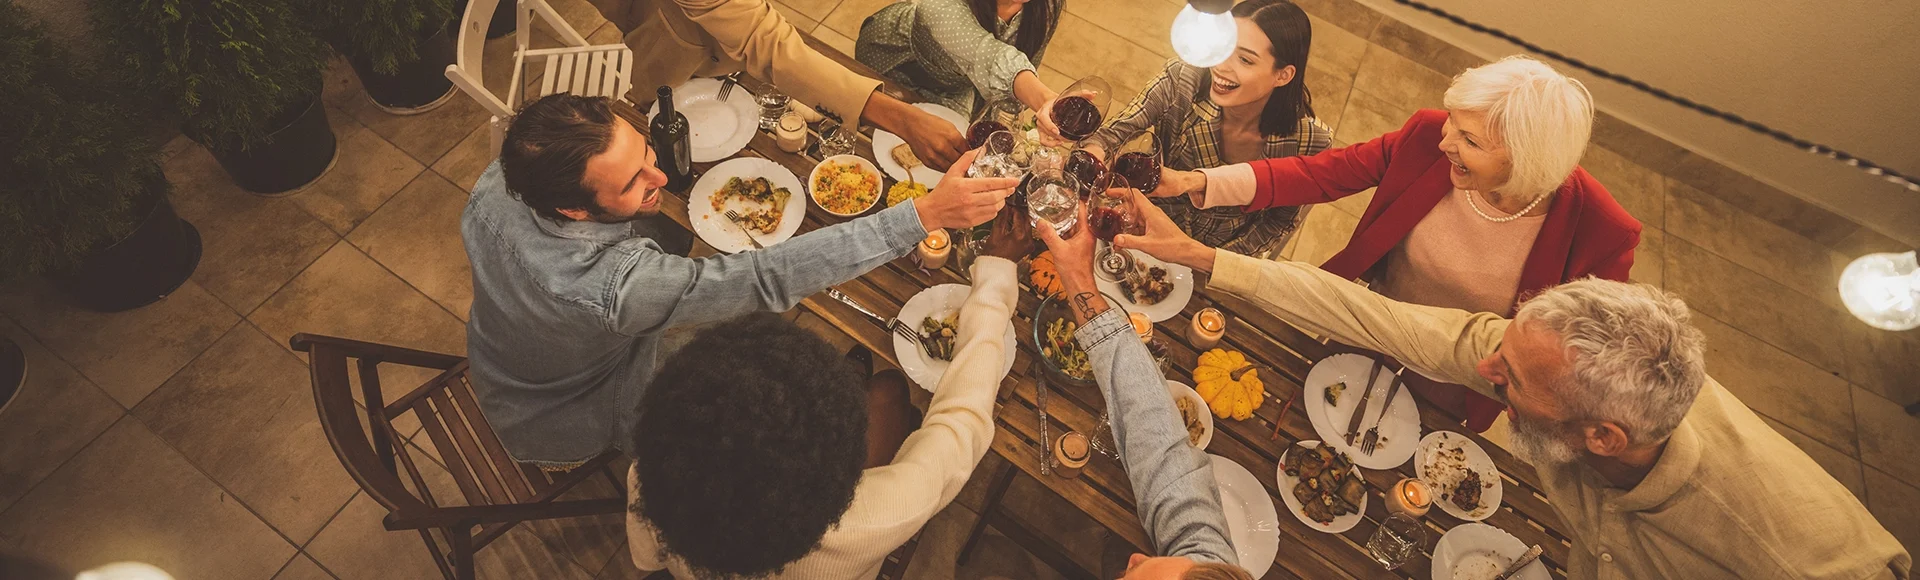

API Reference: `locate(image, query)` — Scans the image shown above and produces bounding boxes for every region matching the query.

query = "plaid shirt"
[1088,59,1332,256]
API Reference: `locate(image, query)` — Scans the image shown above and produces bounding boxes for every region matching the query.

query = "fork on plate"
[889,319,925,352]
[721,209,766,250]
[1360,369,1404,455]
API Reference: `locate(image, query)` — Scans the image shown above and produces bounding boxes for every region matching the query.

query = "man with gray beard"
[1113,190,1910,580]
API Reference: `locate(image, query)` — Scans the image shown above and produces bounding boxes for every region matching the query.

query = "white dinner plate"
[893,284,1018,392]
[873,103,967,187]
[1275,440,1368,534]
[1093,247,1194,323]
[1302,353,1421,469]
[1166,380,1213,450]
[647,77,759,162]
[1416,431,1505,522]
[687,158,807,253]
[1431,523,1548,580]
[1209,454,1279,578]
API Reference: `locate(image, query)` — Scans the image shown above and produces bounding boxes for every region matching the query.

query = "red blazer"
[1245,109,1641,316]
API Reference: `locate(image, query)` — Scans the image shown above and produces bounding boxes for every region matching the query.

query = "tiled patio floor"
[2,0,1915,577]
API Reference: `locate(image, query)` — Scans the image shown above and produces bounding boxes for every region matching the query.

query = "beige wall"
[1355,0,1920,247]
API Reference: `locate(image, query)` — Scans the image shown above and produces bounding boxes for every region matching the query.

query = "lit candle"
[1129,312,1154,343]
[1053,431,1090,479]
[1388,477,1432,518]
[917,229,951,270]
[775,111,808,153]
[1188,308,1225,349]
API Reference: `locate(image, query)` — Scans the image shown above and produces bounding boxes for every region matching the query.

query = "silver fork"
[721,209,766,250]
[1361,369,1404,455]
[821,289,919,352]
[889,319,926,353]
[717,71,743,101]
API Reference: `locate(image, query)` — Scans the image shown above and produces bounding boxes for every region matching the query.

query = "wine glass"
[1110,134,1163,193]
[1050,76,1112,142]
[967,130,1021,178]
[1064,148,1106,200]
[1088,171,1139,281]
[1025,168,1082,238]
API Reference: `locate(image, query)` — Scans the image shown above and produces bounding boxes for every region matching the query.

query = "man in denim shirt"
[463,94,1015,465]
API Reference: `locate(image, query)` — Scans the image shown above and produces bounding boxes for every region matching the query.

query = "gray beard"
[1509,413,1580,467]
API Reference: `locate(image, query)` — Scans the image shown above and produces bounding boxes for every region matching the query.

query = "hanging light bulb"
[1838,250,1920,331]
[1171,0,1237,68]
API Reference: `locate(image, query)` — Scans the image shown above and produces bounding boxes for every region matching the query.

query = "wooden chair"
[295,333,627,580]
[446,0,634,154]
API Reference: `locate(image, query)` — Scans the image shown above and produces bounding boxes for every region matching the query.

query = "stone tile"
[1864,467,1920,558]
[481,34,534,100]
[1304,56,1351,135]
[1665,153,1859,248]
[1842,326,1920,405]
[1757,416,1864,499]
[1366,17,1483,77]
[273,555,338,580]
[348,85,493,168]
[323,57,366,113]
[1306,14,1367,82]
[1663,237,1850,375]
[781,0,843,21]
[348,173,476,321]
[523,471,627,575]
[813,24,858,58]
[820,0,891,39]
[166,143,339,314]
[160,132,196,164]
[0,419,296,578]
[1628,226,1664,288]
[0,321,124,513]
[1349,43,1449,114]
[1292,0,1383,40]
[901,502,980,580]
[1579,146,1664,229]
[249,242,468,358]
[1288,204,1359,266]
[304,491,444,580]
[133,324,360,544]
[772,0,821,33]
[433,123,499,190]
[596,551,647,580]
[546,0,610,34]
[290,113,428,235]
[1325,186,1374,220]
[0,279,237,408]
[1037,66,1074,97]
[1332,89,1407,146]
[1853,386,1920,486]
[1665,179,1844,311]
[1044,12,1174,99]
[1065,0,1180,59]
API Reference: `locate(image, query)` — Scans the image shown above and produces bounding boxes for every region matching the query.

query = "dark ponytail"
[1231,0,1314,135]
[968,0,1054,62]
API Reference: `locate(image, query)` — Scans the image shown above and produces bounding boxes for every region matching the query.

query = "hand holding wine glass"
[1049,77,1111,144]
[1113,188,1216,273]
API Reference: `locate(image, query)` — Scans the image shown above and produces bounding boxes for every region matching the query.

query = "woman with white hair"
[1149,55,1641,432]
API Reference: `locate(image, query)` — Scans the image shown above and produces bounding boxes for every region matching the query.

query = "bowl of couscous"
[808,155,884,217]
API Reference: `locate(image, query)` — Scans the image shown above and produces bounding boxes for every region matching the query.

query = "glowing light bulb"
[1171,2,1237,68]
[1838,250,1920,331]
[77,562,176,580]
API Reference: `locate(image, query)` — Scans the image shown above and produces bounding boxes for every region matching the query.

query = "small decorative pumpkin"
[1029,251,1063,297]
[1193,348,1264,420]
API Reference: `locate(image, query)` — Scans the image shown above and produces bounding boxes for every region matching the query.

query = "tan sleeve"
[672,0,883,122]
[1208,250,1508,397]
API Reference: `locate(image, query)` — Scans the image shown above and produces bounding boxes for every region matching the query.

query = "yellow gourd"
[1029,251,1063,297]
[1193,348,1264,420]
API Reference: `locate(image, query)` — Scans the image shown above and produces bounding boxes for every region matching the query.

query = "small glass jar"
[756,89,791,132]
[774,112,808,153]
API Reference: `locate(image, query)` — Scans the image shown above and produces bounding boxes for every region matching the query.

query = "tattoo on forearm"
[1072,292,1102,319]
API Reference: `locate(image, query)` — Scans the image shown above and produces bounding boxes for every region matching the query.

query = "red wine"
[1112,151,1161,192]
[1089,207,1127,242]
[967,120,1008,149]
[1065,150,1104,198]
[1051,96,1101,141]
[651,86,694,192]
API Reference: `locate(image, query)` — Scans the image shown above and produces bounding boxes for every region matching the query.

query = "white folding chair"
[446,0,634,154]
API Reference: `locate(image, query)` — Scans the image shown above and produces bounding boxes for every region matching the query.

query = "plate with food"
[1093,248,1193,322]
[893,284,1018,392]
[688,158,806,253]
[1416,431,1504,522]
[1302,353,1420,470]
[1167,380,1213,450]
[1210,454,1280,578]
[1277,440,1368,533]
[809,155,884,217]
[873,103,967,187]
[1431,523,1547,580]
[647,77,759,162]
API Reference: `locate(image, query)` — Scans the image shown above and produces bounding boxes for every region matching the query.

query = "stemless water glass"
[756,88,791,132]
[1026,169,1082,238]
[1366,513,1429,569]
[1051,76,1112,142]
[968,130,1026,180]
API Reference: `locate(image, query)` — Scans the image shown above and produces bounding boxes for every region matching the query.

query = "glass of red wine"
[1050,76,1111,142]
[1064,148,1106,200]
[966,119,1010,150]
[1110,137,1162,194]
[1087,172,1141,280]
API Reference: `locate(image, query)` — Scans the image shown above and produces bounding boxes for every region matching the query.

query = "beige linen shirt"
[1208,250,1911,580]
[626,257,1018,579]
[588,0,883,123]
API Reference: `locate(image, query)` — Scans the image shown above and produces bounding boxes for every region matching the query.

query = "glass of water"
[968,130,1023,179]
[756,89,791,132]
[1026,169,1082,238]
[1366,513,1428,569]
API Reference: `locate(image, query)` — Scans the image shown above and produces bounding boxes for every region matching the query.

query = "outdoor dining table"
[618,32,1577,580]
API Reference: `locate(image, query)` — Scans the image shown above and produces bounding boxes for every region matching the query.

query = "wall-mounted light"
[1172,0,1237,68]
[1838,250,1919,331]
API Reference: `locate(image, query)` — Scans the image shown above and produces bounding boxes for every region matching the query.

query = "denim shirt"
[462,161,928,464]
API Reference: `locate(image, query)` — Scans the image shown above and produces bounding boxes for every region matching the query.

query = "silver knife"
[824,288,887,326]
[1493,545,1544,580]
[1344,359,1384,446]
[1363,368,1406,434]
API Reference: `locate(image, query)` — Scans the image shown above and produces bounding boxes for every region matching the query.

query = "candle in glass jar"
[1053,431,1090,479]
[775,112,808,153]
[1129,312,1154,343]
[918,229,951,270]
[1188,308,1226,349]
[1388,477,1432,517]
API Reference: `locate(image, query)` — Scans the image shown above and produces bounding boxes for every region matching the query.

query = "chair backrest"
[447,0,513,118]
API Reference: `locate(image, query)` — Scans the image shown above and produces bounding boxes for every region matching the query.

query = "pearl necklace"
[1465,190,1547,223]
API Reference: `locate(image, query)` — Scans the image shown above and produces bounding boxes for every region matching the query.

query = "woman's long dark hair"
[1229,0,1315,136]
[968,0,1054,62]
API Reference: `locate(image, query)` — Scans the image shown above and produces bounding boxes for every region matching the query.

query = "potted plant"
[0,3,202,313]
[312,0,461,113]
[93,0,338,195]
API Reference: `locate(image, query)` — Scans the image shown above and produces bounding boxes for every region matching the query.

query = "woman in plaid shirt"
[1082,0,1329,257]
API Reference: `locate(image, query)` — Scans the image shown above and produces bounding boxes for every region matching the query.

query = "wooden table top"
[616,36,1574,580]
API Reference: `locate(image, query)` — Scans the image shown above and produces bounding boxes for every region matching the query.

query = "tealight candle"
[1129,312,1154,343]
[918,229,951,270]
[775,111,808,153]
[1388,477,1432,517]
[1188,308,1225,349]
[1053,431,1090,479]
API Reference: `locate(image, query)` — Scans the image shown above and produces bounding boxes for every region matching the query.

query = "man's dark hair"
[632,313,869,577]
[500,93,618,220]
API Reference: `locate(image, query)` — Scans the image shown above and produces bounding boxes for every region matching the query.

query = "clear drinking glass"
[1026,169,1082,238]
[968,130,1023,179]
[1366,513,1429,570]
[756,89,791,132]
[817,119,856,158]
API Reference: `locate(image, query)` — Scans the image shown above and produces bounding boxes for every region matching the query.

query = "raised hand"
[912,149,1020,231]
[1034,203,1096,293]
[1112,189,1216,273]
[983,203,1035,261]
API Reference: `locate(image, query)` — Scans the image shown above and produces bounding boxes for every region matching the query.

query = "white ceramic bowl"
[808,155,885,217]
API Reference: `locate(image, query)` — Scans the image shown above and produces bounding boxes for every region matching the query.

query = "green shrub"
[311,0,456,75]
[92,0,332,150]
[0,2,162,281]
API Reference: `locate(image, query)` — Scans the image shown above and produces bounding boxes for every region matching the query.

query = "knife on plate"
[1344,359,1383,446]
[1493,545,1544,580]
